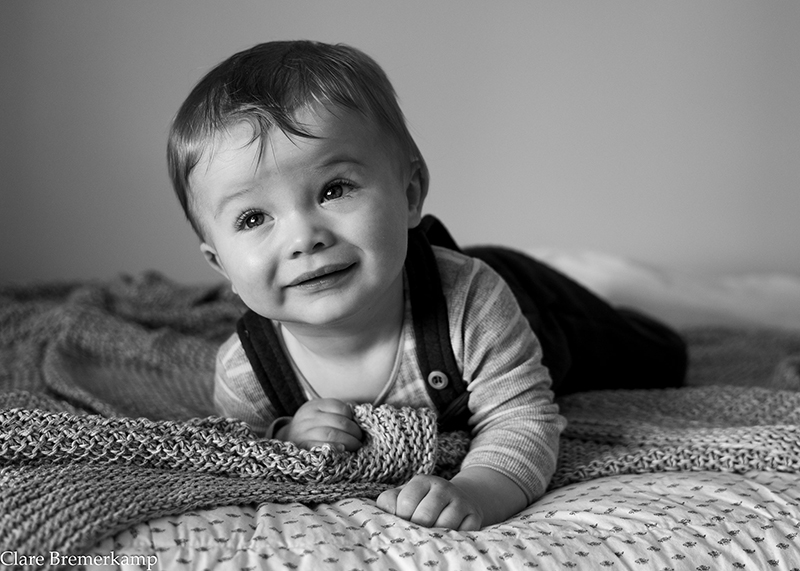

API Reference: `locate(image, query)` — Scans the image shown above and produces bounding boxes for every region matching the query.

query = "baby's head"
[167,40,427,239]
[167,41,428,324]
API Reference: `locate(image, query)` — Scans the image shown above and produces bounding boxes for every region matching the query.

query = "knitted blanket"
[2,272,800,556]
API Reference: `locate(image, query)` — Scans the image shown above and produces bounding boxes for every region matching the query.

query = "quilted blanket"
[2,272,800,557]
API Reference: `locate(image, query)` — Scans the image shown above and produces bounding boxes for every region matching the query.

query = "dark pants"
[465,246,688,395]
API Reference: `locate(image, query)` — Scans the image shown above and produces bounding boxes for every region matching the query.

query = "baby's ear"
[200,243,232,285]
[406,159,429,228]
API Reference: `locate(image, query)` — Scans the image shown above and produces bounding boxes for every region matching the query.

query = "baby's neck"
[277,282,405,402]
[281,317,400,360]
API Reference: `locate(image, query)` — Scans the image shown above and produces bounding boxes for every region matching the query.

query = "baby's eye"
[321,181,354,202]
[237,211,266,230]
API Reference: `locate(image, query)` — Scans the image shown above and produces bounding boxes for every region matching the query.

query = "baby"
[166,40,684,531]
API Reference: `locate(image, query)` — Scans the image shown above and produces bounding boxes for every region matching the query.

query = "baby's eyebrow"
[214,187,253,219]
[317,154,366,170]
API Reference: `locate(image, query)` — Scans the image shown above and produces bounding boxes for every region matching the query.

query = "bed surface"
[2,249,800,570]
[90,470,800,570]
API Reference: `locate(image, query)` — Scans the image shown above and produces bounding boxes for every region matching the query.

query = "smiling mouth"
[287,263,356,288]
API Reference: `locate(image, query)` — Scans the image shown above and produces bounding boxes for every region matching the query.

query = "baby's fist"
[278,398,362,452]
[376,474,483,531]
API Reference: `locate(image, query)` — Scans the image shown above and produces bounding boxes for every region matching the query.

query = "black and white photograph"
[2,2,799,569]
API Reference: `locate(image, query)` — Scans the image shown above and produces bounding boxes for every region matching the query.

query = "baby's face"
[191,104,424,331]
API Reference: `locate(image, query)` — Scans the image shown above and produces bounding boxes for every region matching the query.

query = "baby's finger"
[393,477,434,522]
[293,412,362,446]
[457,512,483,532]
[434,501,480,531]
[313,398,354,418]
[310,404,363,442]
[407,489,452,528]
[376,487,400,514]
[324,414,363,442]
[299,440,347,453]
[302,426,362,451]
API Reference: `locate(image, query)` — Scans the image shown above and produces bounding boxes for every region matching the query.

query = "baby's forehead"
[192,106,407,192]
[206,105,403,170]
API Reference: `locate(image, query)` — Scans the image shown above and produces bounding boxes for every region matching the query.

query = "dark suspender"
[237,312,307,419]
[236,215,470,430]
[405,218,470,430]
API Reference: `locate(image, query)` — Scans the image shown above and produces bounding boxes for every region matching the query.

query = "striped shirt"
[214,246,566,503]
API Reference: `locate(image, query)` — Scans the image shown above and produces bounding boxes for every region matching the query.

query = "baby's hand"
[277,398,363,452]
[376,474,483,531]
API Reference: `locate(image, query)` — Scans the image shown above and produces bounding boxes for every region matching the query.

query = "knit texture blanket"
[2,272,800,555]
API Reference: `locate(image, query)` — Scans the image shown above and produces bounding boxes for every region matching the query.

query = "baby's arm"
[378,254,566,530]
[376,466,526,530]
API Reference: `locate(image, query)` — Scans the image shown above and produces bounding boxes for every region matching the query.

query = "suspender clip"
[427,371,449,390]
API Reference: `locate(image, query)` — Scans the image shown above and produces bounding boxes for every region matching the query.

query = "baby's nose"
[286,213,333,257]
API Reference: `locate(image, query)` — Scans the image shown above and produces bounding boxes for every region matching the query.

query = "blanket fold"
[551,385,800,488]
[0,392,469,554]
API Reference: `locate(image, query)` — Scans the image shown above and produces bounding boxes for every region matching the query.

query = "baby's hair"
[167,40,425,237]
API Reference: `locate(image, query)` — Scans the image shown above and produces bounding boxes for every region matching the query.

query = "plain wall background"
[2,0,798,285]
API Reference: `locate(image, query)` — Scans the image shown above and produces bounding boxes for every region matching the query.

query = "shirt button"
[427,371,449,390]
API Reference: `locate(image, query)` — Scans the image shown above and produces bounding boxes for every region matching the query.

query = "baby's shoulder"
[216,330,247,368]
[431,245,505,295]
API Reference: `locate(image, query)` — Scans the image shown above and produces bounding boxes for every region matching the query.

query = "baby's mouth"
[287,263,356,288]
